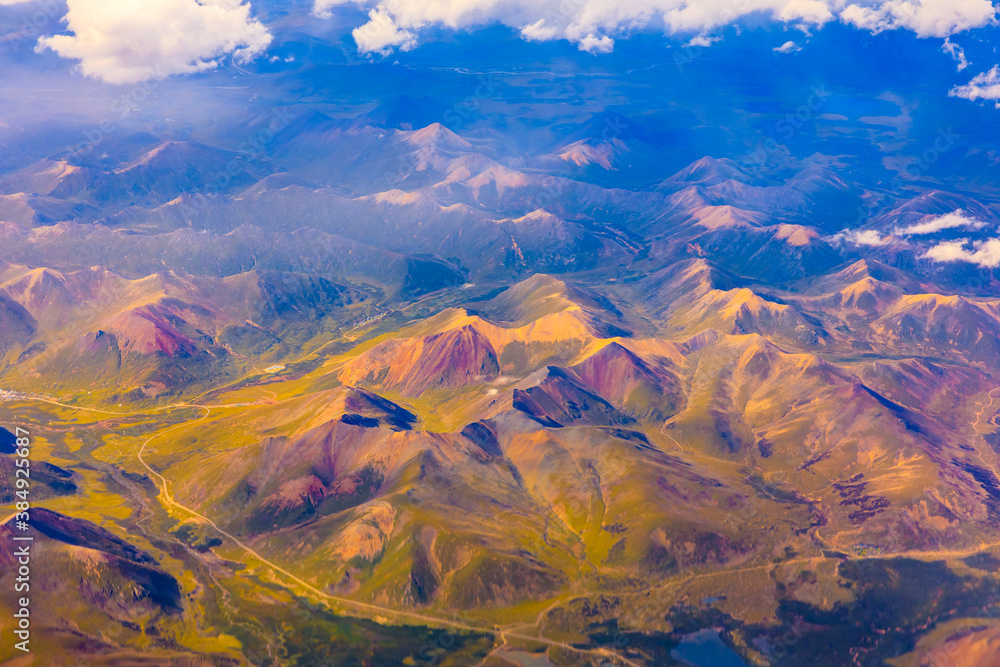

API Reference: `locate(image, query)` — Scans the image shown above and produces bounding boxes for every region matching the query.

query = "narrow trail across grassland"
[25,395,644,667]
[21,383,1000,667]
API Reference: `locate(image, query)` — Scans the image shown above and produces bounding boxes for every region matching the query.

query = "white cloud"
[37,0,271,85]
[951,65,1000,106]
[579,33,615,53]
[896,209,988,235]
[923,238,1000,267]
[351,8,417,54]
[520,19,559,42]
[853,230,893,246]
[942,37,968,70]
[685,34,720,48]
[830,229,894,246]
[840,0,996,38]
[774,40,802,53]
[317,0,997,54]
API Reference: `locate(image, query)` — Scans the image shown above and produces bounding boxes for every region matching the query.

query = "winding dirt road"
[21,395,642,667]
[969,387,1000,483]
[17,383,1000,666]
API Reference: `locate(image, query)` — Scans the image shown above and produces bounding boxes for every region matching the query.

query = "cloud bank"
[315,0,998,54]
[923,238,1000,267]
[38,0,272,84]
[839,0,996,38]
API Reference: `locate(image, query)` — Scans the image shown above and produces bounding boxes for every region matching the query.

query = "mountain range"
[3,4,1000,666]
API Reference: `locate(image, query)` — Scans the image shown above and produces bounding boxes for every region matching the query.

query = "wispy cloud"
[830,229,894,246]
[774,40,802,53]
[896,209,987,236]
[942,37,969,71]
[685,34,721,48]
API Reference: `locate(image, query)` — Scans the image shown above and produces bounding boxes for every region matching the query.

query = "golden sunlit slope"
[338,275,640,397]
[788,260,911,321]
[340,324,501,396]
[872,293,1000,362]
[823,276,903,315]
[921,624,1000,667]
[636,259,826,345]
[852,357,986,418]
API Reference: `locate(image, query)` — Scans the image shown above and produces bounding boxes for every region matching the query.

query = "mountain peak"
[715,287,789,318]
[774,224,819,246]
[119,141,191,170]
[828,259,918,290]
[838,259,878,280]
[511,209,563,225]
[692,205,767,230]
[368,189,440,208]
[400,123,473,152]
[474,274,575,324]
[661,156,753,188]
[556,139,626,169]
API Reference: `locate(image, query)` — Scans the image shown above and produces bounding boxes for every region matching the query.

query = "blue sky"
[6,0,999,99]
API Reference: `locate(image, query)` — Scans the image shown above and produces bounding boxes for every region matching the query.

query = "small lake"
[670,628,748,667]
